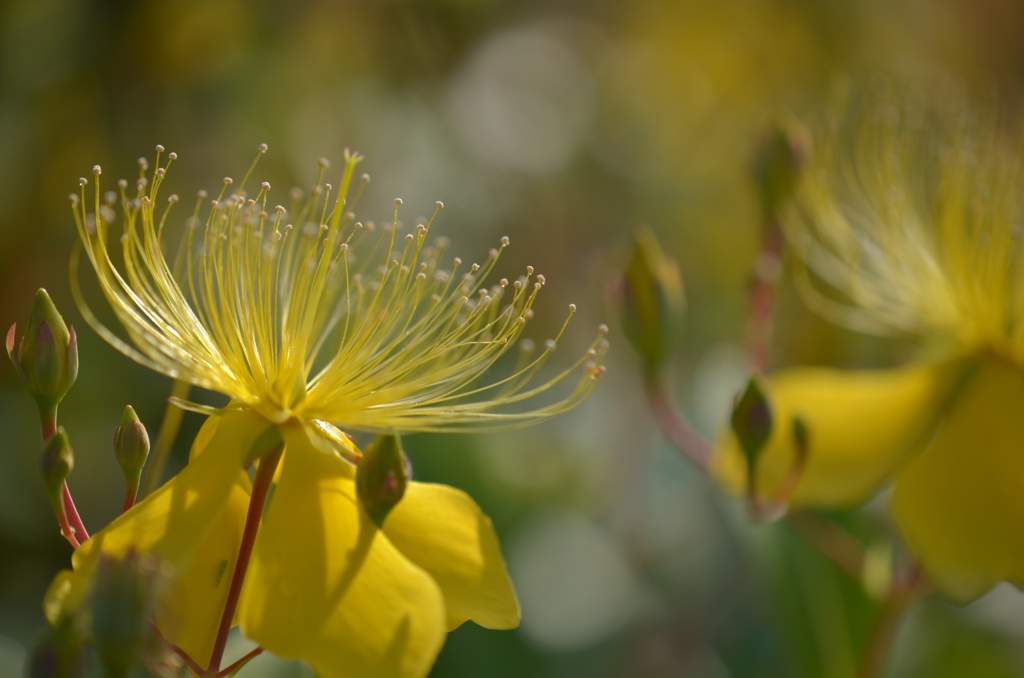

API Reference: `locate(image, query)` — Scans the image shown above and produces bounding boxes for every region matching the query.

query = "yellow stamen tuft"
[786,86,1024,361]
[71,145,607,428]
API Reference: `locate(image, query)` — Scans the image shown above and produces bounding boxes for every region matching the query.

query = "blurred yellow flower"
[47,147,607,677]
[715,88,1024,602]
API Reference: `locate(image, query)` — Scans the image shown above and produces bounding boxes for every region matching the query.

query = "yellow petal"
[383,482,520,631]
[239,423,446,678]
[892,357,1024,602]
[712,360,964,508]
[56,409,267,667]
[43,569,75,626]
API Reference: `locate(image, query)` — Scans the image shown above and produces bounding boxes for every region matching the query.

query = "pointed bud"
[731,378,773,482]
[41,428,74,512]
[114,406,150,480]
[8,290,79,413]
[356,434,411,526]
[751,119,811,216]
[90,553,160,678]
[618,226,685,375]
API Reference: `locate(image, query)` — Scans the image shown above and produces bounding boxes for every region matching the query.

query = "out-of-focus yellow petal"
[713,360,964,508]
[892,357,1024,602]
[383,482,520,631]
[54,409,267,666]
[240,423,446,678]
[43,569,75,626]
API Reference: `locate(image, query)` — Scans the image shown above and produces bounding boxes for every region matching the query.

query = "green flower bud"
[356,434,411,527]
[731,378,773,482]
[752,119,811,216]
[114,406,150,480]
[619,226,685,375]
[7,289,79,414]
[41,428,74,511]
[90,553,159,678]
[27,617,86,678]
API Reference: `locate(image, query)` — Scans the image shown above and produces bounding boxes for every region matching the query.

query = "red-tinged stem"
[217,647,265,677]
[206,444,283,676]
[55,497,80,549]
[63,482,89,542]
[857,570,928,678]
[788,512,865,583]
[40,408,57,440]
[40,408,88,546]
[121,478,140,514]
[122,488,136,514]
[645,377,713,470]
[152,623,204,674]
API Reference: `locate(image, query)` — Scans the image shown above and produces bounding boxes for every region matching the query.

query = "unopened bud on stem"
[114,406,150,511]
[618,226,685,376]
[731,378,773,496]
[41,428,74,512]
[752,119,810,217]
[7,289,79,422]
[356,434,411,526]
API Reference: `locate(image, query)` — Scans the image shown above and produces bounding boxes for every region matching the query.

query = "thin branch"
[217,647,265,677]
[645,377,713,469]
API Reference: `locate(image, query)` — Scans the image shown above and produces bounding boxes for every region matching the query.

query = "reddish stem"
[645,378,713,469]
[206,444,283,675]
[40,408,57,440]
[217,647,265,677]
[55,496,80,549]
[121,478,140,514]
[62,482,89,542]
[857,570,927,678]
[151,623,204,674]
[122,488,136,514]
[40,409,88,546]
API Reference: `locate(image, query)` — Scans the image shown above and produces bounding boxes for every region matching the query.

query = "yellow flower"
[714,88,1024,602]
[48,147,608,677]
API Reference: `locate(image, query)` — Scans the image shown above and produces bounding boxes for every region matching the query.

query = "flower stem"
[39,407,89,545]
[141,379,191,498]
[62,482,89,542]
[788,511,865,582]
[645,377,713,469]
[206,443,283,676]
[857,571,926,678]
[217,647,265,677]
[152,623,204,674]
[54,494,80,549]
[121,478,139,514]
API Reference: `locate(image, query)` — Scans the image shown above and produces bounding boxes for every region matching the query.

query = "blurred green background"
[4,0,1024,676]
